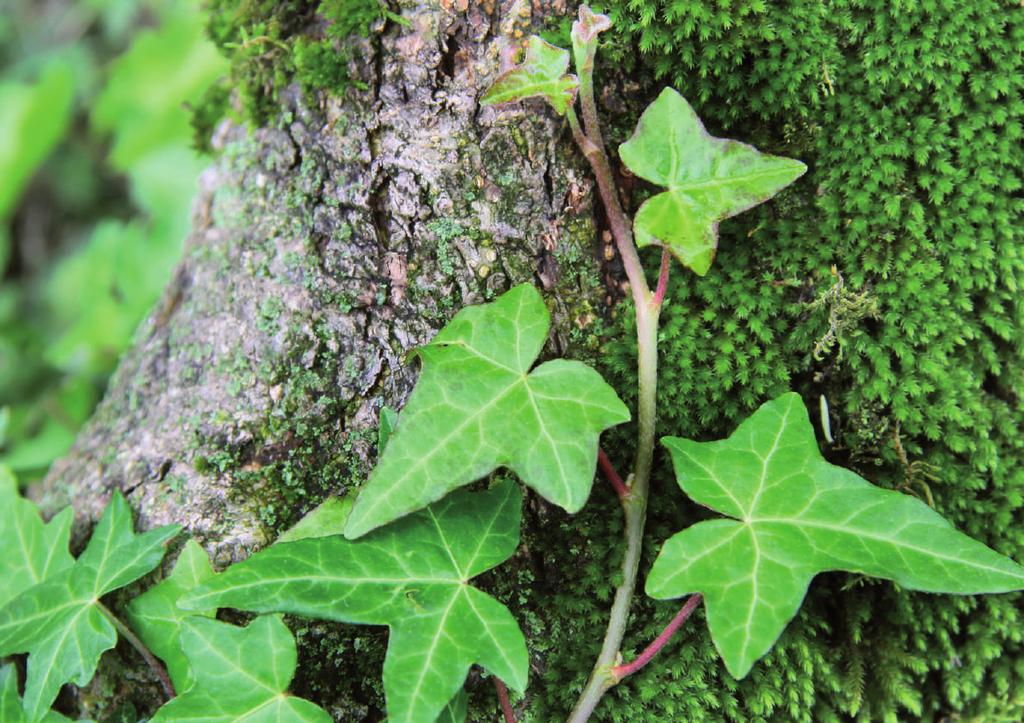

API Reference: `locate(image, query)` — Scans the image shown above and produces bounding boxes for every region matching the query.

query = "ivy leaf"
[480,36,578,115]
[343,284,628,539]
[378,405,399,454]
[618,88,807,275]
[124,539,216,692]
[149,615,330,722]
[0,466,74,609]
[647,392,1024,679]
[277,496,353,543]
[0,492,179,720]
[436,689,468,723]
[182,483,528,723]
[0,664,72,723]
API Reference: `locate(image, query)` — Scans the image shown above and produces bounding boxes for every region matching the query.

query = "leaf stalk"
[566,106,649,308]
[597,447,628,500]
[494,677,517,723]
[609,594,702,680]
[96,600,175,700]
[653,249,671,306]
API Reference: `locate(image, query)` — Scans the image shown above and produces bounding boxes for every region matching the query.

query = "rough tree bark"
[40,1,616,717]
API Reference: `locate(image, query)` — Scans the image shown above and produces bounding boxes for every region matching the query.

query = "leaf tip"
[341,513,371,541]
[165,523,184,537]
[723,655,755,681]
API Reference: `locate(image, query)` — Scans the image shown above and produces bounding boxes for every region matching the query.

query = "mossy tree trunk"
[40,1,609,717]
[43,0,598,546]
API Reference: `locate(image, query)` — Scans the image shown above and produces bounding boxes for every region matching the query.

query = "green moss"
[257,296,285,334]
[293,36,350,94]
[200,0,384,128]
[426,218,463,276]
[545,1,1024,720]
[289,618,387,717]
[189,79,231,152]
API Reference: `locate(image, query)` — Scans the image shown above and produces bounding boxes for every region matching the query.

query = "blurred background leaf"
[0,61,75,273]
[0,0,225,479]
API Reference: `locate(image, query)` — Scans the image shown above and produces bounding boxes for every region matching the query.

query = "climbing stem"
[576,41,606,154]
[566,107,649,307]
[610,594,703,680]
[568,295,660,723]
[97,600,175,700]
[566,52,665,718]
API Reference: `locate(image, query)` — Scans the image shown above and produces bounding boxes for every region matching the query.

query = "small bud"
[571,5,612,47]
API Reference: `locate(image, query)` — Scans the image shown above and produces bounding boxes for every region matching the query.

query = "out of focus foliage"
[0,0,224,479]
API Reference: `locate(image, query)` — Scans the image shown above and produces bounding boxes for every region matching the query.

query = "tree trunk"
[44,1,600,547]
[41,1,606,717]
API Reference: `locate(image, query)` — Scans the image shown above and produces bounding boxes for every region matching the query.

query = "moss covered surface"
[76,0,1022,719]
[527,1,1022,720]
[195,0,384,132]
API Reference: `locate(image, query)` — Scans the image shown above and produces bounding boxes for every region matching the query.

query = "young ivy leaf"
[570,5,611,73]
[619,88,807,276]
[149,615,330,722]
[124,539,216,692]
[181,483,528,723]
[480,36,579,115]
[647,393,1024,679]
[343,284,628,539]
[0,466,74,608]
[0,492,179,720]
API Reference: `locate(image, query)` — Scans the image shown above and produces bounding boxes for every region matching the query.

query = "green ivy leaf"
[480,36,578,115]
[436,689,468,723]
[0,664,72,723]
[344,284,628,538]
[378,405,399,454]
[124,539,216,692]
[0,492,179,720]
[0,466,74,609]
[182,483,528,723]
[618,88,807,275]
[647,392,1024,679]
[277,496,353,543]
[149,615,330,722]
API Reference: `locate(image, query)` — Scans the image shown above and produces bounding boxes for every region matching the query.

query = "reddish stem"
[610,594,702,680]
[598,447,628,499]
[653,248,671,306]
[494,677,516,723]
[97,601,176,700]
